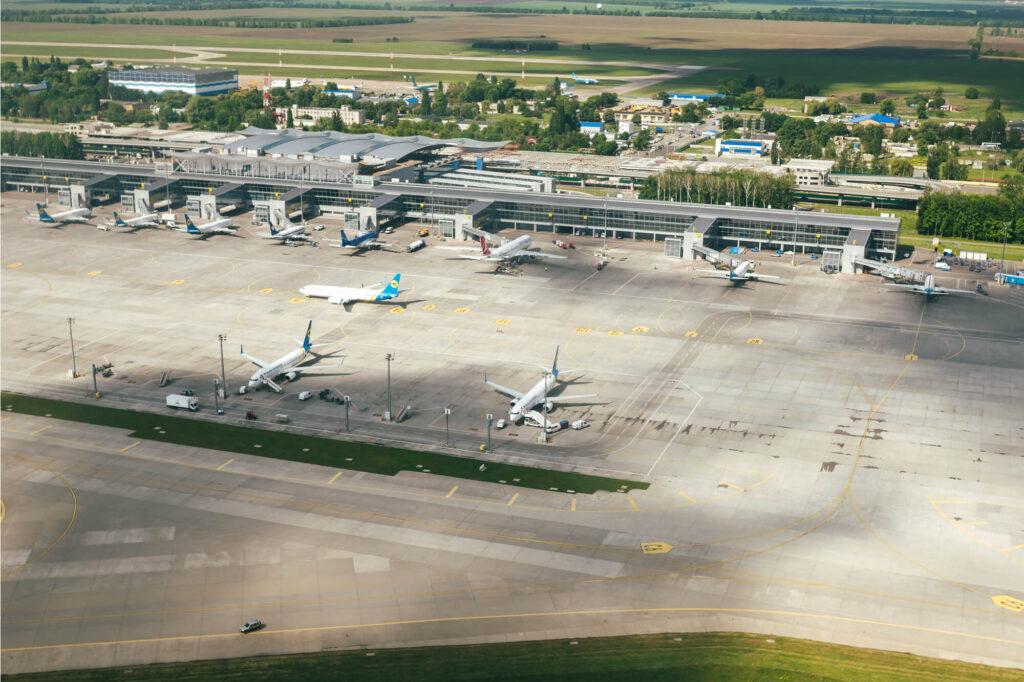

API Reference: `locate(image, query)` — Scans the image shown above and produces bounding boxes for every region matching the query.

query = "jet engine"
[285,371,298,381]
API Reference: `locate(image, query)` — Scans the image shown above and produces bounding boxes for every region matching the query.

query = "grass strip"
[1,392,645,495]
[5,632,1019,681]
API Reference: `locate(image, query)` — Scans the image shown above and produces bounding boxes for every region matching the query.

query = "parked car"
[240,619,264,633]
[298,391,313,401]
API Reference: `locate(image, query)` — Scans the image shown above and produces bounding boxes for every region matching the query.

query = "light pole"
[384,353,394,421]
[486,413,493,452]
[67,317,78,378]
[91,364,100,398]
[1000,217,1011,279]
[444,407,451,446]
[343,394,351,432]
[217,334,227,398]
[213,379,223,414]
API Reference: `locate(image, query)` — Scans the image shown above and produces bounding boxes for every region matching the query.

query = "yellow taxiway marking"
[258,288,273,294]
[1,456,77,580]
[957,520,987,526]
[574,327,591,334]
[215,458,235,471]
[745,337,763,345]
[169,278,184,284]
[422,304,436,311]
[7,262,22,268]
[684,331,698,338]
[904,353,918,361]
[289,297,306,303]
[992,595,1024,612]
[0,499,5,523]
[507,492,519,506]
[1006,544,1024,552]
[389,307,405,314]
[632,326,649,333]
[495,319,511,325]
[677,491,697,504]
[86,270,102,277]
[640,542,673,555]
[30,424,54,435]
[5,605,1022,654]
[119,440,141,453]
[627,497,639,511]
[606,330,623,337]
[571,498,577,512]
[453,307,470,313]
[328,472,342,485]
[445,485,459,499]
[718,480,746,492]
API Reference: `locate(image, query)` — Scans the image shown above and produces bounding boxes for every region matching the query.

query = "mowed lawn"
[7,633,1022,681]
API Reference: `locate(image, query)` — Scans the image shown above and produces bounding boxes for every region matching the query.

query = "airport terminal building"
[107,66,239,96]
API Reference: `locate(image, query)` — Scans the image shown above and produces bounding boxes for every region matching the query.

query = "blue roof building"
[715,138,767,157]
[848,113,901,127]
[580,121,603,137]
[667,93,713,105]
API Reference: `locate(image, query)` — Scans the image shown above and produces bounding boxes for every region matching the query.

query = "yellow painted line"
[389,307,405,314]
[422,304,436,311]
[1006,544,1024,552]
[574,327,591,334]
[0,456,77,580]
[328,472,342,485]
[169,278,184,284]
[992,595,1024,613]
[446,485,459,499]
[677,491,697,504]
[571,497,577,512]
[627,497,639,511]
[289,297,306,303]
[4,606,1023,654]
[119,440,141,453]
[507,492,519,506]
[640,542,673,555]
[30,424,54,436]
[215,458,235,471]
[957,520,987,526]
[718,481,745,492]
[86,270,102,277]
[7,262,22,268]
[0,499,5,523]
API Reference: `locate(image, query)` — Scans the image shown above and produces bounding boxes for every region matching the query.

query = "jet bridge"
[852,257,924,283]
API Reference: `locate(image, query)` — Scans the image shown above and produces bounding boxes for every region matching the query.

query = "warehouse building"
[715,138,769,157]
[107,66,238,96]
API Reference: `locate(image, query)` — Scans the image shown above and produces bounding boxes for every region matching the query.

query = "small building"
[783,159,833,186]
[0,80,49,95]
[612,106,670,126]
[323,88,361,101]
[272,78,308,89]
[579,122,604,138]
[667,93,712,105]
[715,138,768,157]
[108,66,238,96]
[275,105,365,127]
[803,96,829,114]
[847,113,901,128]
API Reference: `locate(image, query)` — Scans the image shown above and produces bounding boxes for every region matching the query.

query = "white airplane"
[26,202,91,225]
[240,321,333,392]
[259,212,308,241]
[885,274,976,297]
[459,235,567,263]
[299,273,403,308]
[110,209,160,229]
[180,211,235,237]
[327,228,386,252]
[484,346,598,426]
[697,259,779,284]
[571,72,598,85]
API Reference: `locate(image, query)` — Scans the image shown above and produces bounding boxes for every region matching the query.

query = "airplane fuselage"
[248,348,306,389]
[509,373,557,422]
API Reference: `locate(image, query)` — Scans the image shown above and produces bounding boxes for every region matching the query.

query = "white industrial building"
[108,66,238,96]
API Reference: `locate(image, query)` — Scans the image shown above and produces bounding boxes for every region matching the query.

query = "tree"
[999,171,1024,202]
[879,98,896,116]
[891,127,911,143]
[965,86,979,100]
[157,106,169,130]
[890,158,914,177]
[860,92,876,104]
[286,108,294,129]
[419,88,431,116]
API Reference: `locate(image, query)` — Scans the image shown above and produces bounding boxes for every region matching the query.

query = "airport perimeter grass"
[0,392,646,494]
[6,632,1021,681]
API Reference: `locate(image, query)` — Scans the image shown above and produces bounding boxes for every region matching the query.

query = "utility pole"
[218,334,227,398]
[67,317,78,378]
[91,364,100,398]
[213,379,223,415]
[385,353,394,421]
[444,407,451,446]
[343,394,351,432]
[486,413,493,452]
[1000,217,1011,279]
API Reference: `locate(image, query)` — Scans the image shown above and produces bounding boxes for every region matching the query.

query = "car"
[312,225,325,231]
[240,619,264,633]
[496,418,506,429]
[298,391,313,401]
[180,389,195,396]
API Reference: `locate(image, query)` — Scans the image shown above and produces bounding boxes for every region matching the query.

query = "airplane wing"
[883,283,925,293]
[327,296,355,305]
[523,251,568,260]
[484,375,523,400]
[545,392,599,403]
[749,273,780,280]
[457,254,491,261]
[933,286,975,295]
[695,269,728,276]
[241,351,268,368]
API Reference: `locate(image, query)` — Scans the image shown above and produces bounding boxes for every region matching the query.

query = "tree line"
[0,12,413,28]
[917,191,1024,245]
[638,168,794,209]
[0,130,84,159]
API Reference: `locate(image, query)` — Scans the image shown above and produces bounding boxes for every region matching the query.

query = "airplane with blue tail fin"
[484,345,599,426]
[179,209,235,237]
[240,320,338,392]
[299,273,404,309]
[26,202,91,225]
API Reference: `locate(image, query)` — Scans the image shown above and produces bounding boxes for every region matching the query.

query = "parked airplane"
[885,274,976,297]
[697,260,779,283]
[111,209,160,229]
[240,321,333,392]
[484,346,598,425]
[299,273,403,308]
[259,212,308,241]
[327,229,385,252]
[180,211,235,237]
[571,72,598,85]
[408,76,438,91]
[460,235,567,263]
[26,202,91,224]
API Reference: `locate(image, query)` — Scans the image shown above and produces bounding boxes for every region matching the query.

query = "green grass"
[0,392,646,495]
[6,632,1022,681]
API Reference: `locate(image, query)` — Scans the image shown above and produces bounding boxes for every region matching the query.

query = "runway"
[2,193,1022,672]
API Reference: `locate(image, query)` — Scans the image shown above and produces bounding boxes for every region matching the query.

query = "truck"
[407,239,426,252]
[166,394,198,411]
[571,420,590,430]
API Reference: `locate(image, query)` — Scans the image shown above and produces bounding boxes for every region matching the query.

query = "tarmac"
[2,192,1022,673]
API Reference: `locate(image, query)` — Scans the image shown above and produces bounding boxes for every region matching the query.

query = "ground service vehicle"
[166,394,199,411]
[407,239,425,252]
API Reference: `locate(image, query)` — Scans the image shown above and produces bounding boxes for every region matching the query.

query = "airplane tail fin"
[479,235,491,256]
[375,274,401,301]
[572,72,577,80]
[552,345,560,379]
[184,215,201,234]
[37,203,54,222]
[302,320,313,353]
[113,211,127,226]
[269,221,280,236]
[340,229,351,246]
[411,76,418,87]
